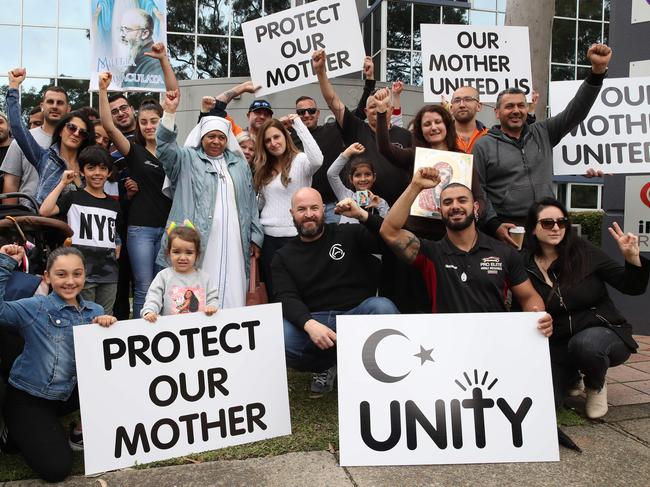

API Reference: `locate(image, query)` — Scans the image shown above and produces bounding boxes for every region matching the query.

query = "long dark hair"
[525,198,589,286]
[253,118,300,192]
[412,105,458,152]
[51,111,95,153]
[135,99,163,146]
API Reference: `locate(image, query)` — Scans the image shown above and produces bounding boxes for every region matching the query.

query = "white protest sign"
[74,303,291,475]
[624,176,650,252]
[421,25,532,103]
[337,313,558,466]
[89,0,167,92]
[242,0,365,97]
[551,77,650,175]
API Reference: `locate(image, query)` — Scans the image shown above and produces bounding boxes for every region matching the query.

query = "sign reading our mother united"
[551,76,650,175]
[242,0,365,96]
[337,313,558,466]
[421,25,532,103]
[73,304,290,475]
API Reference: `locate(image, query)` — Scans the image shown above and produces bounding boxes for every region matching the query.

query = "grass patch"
[0,370,339,482]
[557,407,587,427]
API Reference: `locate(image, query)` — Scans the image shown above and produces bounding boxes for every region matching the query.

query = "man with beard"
[271,187,399,396]
[120,8,164,90]
[450,86,488,154]
[1,86,69,206]
[0,113,12,163]
[473,43,612,247]
[379,168,553,332]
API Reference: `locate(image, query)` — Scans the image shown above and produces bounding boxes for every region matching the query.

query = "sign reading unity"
[242,0,365,96]
[421,25,532,103]
[74,303,291,475]
[337,313,558,466]
[89,0,167,92]
[551,76,650,175]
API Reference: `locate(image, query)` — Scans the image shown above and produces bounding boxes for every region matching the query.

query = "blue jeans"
[127,225,164,318]
[324,202,340,225]
[283,297,399,372]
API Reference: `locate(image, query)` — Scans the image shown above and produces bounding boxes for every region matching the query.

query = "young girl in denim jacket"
[0,245,115,483]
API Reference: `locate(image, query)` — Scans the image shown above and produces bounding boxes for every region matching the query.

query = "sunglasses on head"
[65,122,88,139]
[296,108,317,116]
[537,217,570,230]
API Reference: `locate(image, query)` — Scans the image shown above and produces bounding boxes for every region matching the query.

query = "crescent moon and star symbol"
[361,328,434,383]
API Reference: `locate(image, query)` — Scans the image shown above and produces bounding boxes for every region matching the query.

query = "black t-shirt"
[414,232,528,313]
[340,108,412,206]
[291,121,345,204]
[271,222,382,328]
[124,141,171,227]
[57,190,122,283]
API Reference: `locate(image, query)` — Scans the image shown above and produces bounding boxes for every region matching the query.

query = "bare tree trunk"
[505,0,555,120]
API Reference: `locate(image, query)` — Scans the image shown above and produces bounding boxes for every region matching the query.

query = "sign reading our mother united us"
[421,25,532,103]
[242,0,365,97]
[337,313,558,466]
[73,304,290,475]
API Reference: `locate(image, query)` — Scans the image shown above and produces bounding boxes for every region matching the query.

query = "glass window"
[497,0,507,12]
[551,19,576,64]
[578,0,602,20]
[168,34,196,80]
[58,29,91,78]
[555,0,577,18]
[372,10,382,56]
[603,0,610,21]
[0,0,21,24]
[264,0,291,15]
[0,77,8,114]
[125,92,158,110]
[470,10,497,26]
[59,0,91,28]
[497,13,505,25]
[231,0,262,37]
[551,64,574,81]
[576,66,592,79]
[363,17,372,55]
[198,0,229,36]
[23,0,57,26]
[602,22,609,45]
[386,50,411,84]
[23,27,57,77]
[0,26,21,74]
[169,0,198,33]
[413,4,440,51]
[57,78,90,109]
[443,6,469,24]
[473,0,496,9]
[230,38,250,77]
[576,21,602,64]
[412,51,422,86]
[387,1,411,49]
[196,36,228,78]
[570,184,598,209]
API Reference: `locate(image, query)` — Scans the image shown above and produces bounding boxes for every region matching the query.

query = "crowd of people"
[0,41,649,482]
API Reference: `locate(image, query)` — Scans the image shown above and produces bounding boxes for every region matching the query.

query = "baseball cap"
[248,100,273,114]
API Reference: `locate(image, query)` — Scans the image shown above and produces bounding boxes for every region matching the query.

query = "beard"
[442,209,474,231]
[0,129,8,144]
[293,215,325,238]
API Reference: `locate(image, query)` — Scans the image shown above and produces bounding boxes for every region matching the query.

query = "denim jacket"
[0,254,104,401]
[155,123,264,277]
[6,87,71,205]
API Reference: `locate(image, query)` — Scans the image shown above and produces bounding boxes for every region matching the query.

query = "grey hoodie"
[473,72,605,231]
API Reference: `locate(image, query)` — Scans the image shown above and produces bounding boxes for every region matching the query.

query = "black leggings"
[2,385,79,483]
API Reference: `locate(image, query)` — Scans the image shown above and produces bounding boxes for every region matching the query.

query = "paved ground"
[4,336,650,487]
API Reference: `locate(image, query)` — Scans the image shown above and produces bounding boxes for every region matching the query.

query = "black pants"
[2,385,79,483]
[260,235,293,300]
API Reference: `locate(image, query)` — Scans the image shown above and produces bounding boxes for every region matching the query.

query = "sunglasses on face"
[296,108,317,116]
[65,122,88,139]
[537,217,570,230]
[110,104,130,116]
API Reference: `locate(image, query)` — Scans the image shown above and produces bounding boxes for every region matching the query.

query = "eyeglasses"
[296,108,318,116]
[451,96,478,105]
[537,218,570,230]
[65,122,88,139]
[119,26,145,35]
[110,104,131,116]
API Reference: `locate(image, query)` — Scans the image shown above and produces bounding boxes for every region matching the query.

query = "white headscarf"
[183,116,244,159]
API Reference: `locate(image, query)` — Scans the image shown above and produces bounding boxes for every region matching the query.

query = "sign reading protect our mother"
[337,313,558,466]
[90,0,167,92]
[74,303,291,475]
[242,0,365,97]
[421,25,532,103]
[551,77,650,175]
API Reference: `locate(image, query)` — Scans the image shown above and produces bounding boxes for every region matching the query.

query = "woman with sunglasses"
[98,61,172,319]
[523,198,649,418]
[6,68,95,205]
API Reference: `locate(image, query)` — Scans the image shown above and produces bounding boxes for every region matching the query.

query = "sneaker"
[310,365,337,398]
[568,376,585,397]
[69,423,84,451]
[585,383,608,419]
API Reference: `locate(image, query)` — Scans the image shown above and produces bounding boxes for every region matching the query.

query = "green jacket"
[155,123,264,278]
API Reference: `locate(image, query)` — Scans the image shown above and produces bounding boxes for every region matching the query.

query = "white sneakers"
[585,383,608,419]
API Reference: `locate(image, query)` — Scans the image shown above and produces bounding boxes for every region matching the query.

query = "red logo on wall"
[641,182,650,209]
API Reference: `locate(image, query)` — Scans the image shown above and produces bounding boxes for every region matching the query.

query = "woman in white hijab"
[155,88,263,309]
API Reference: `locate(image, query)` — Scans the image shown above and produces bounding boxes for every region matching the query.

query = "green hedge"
[570,211,604,246]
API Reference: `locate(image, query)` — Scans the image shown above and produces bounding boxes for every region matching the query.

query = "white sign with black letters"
[551,76,650,175]
[421,25,532,103]
[624,176,650,252]
[337,313,558,466]
[74,303,291,475]
[242,0,365,96]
